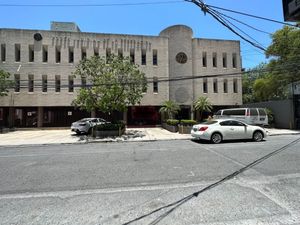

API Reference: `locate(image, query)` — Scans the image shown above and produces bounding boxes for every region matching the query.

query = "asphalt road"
[0,135,300,225]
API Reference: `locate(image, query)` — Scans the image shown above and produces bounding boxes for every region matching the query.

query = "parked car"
[191,118,267,144]
[214,108,268,126]
[71,118,109,134]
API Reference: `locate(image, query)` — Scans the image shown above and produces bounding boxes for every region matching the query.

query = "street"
[0,135,300,225]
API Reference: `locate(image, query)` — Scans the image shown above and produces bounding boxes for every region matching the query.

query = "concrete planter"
[178,125,193,134]
[94,128,125,138]
[162,123,178,133]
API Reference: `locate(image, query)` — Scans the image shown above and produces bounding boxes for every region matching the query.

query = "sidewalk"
[0,127,299,146]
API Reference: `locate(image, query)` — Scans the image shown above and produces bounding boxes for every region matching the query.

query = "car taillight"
[199,126,208,131]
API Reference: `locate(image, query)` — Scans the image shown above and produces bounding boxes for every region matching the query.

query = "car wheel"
[211,132,222,144]
[253,131,263,142]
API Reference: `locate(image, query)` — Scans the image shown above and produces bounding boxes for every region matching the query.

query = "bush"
[94,121,125,131]
[180,120,197,126]
[166,119,179,126]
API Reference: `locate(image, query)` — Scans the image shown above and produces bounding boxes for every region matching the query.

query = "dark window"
[55,75,60,92]
[202,52,207,67]
[15,44,21,62]
[56,46,61,63]
[216,110,221,115]
[68,76,74,92]
[203,78,208,93]
[69,47,74,63]
[153,77,158,93]
[42,75,47,92]
[94,48,99,57]
[1,44,6,62]
[130,49,135,64]
[106,48,111,63]
[250,108,258,116]
[220,121,232,126]
[232,53,237,68]
[233,78,238,93]
[29,45,34,62]
[28,74,34,92]
[153,49,158,65]
[223,109,245,116]
[223,79,228,93]
[81,48,86,60]
[213,79,218,93]
[258,109,266,116]
[222,53,227,68]
[14,74,20,92]
[213,52,217,67]
[118,48,123,58]
[42,45,48,63]
[141,49,146,65]
[230,120,245,126]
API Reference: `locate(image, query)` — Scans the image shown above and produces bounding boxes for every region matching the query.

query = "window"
[1,44,5,62]
[250,108,258,116]
[42,45,48,63]
[130,49,135,64]
[118,48,123,58]
[153,77,158,93]
[233,78,238,93]
[153,49,158,65]
[223,109,245,116]
[81,76,86,89]
[94,47,99,57]
[106,48,111,63]
[202,52,207,67]
[223,79,228,93]
[29,45,34,62]
[14,74,20,92]
[42,75,47,92]
[212,52,217,67]
[203,78,208,93]
[69,47,74,63]
[55,75,60,92]
[258,109,266,116]
[68,75,74,92]
[213,79,218,93]
[141,49,146,65]
[81,48,86,60]
[15,44,21,62]
[56,46,61,63]
[222,53,227,68]
[28,74,34,92]
[232,53,237,68]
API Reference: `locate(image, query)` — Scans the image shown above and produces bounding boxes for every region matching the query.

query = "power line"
[207,4,299,28]
[0,1,184,7]
[122,137,300,225]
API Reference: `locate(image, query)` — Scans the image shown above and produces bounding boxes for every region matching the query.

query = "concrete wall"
[244,100,294,129]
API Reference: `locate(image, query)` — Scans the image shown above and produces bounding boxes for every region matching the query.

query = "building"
[0,22,242,127]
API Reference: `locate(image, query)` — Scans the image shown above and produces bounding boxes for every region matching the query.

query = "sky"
[0,0,292,69]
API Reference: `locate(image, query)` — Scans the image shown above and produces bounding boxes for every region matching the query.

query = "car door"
[229,120,248,139]
[219,120,234,140]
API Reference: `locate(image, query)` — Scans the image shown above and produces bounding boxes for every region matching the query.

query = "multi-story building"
[0,22,242,127]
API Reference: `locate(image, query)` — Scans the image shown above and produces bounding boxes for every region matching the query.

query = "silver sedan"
[191,119,267,144]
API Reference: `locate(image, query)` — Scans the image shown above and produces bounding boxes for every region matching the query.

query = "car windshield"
[79,118,91,122]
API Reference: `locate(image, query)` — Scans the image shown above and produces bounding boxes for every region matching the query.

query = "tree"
[72,55,147,115]
[0,69,12,96]
[194,96,212,121]
[159,100,180,120]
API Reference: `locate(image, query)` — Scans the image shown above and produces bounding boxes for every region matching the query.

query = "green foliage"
[166,119,179,126]
[243,26,300,102]
[266,108,275,124]
[180,120,197,126]
[94,121,125,131]
[0,69,13,96]
[159,100,180,119]
[72,55,147,114]
[194,96,212,120]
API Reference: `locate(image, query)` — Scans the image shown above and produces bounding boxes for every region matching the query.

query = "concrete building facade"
[0,22,242,127]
